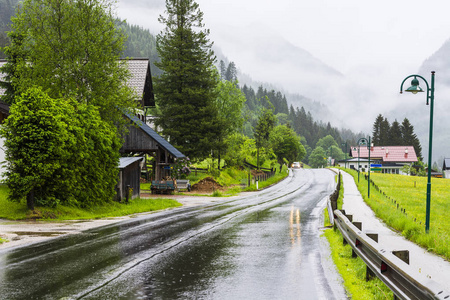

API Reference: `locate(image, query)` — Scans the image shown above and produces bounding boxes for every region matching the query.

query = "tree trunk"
[26,189,35,210]
[257,147,260,170]
[218,151,221,170]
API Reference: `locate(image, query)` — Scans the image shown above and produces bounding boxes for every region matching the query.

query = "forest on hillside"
[0,1,364,164]
[0,0,19,59]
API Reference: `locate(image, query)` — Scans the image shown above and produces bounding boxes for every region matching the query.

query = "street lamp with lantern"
[400,71,435,233]
[358,137,372,198]
[342,142,348,168]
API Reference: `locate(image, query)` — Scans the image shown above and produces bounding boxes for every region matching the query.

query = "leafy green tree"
[154,0,219,160]
[215,78,246,168]
[223,132,249,167]
[309,146,327,168]
[269,125,306,167]
[1,0,134,124]
[0,87,121,209]
[328,145,345,161]
[254,108,276,169]
[316,135,338,150]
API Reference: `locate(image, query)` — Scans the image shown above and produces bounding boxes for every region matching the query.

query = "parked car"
[291,162,301,168]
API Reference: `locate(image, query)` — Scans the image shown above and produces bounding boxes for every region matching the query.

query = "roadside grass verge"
[324,171,393,299]
[324,228,393,299]
[341,168,450,260]
[0,184,181,220]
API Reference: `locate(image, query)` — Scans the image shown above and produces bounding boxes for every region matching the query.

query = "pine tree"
[401,118,423,159]
[389,119,403,145]
[225,61,237,82]
[372,114,384,145]
[379,117,391,145]
[155,0,219,160]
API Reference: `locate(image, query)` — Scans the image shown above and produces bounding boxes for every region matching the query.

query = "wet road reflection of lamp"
[400,71,435,233]
[289,206,301,246]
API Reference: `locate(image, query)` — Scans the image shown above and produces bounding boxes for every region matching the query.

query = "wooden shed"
[121,112,185,180]
[116,157,144,202]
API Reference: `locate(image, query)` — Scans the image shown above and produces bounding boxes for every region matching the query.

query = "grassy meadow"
[0,184,181,220]
[324,172,393,299]
[343,168,450,260]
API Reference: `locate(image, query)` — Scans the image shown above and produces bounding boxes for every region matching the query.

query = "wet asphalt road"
[0,169,344,299]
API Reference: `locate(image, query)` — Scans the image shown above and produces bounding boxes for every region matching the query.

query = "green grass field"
[324,172,393,299]
[343,169,450,260]
[0,185,181,220]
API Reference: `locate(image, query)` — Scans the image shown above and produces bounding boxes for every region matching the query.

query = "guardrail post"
[366,266,375,281]
[353,222,362,231]
[366,232,378,243]
[392,250,410,265]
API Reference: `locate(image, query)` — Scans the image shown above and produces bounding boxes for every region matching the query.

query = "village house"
[342,145,418,175]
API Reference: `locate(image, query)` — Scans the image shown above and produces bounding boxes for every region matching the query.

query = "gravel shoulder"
[0,195,225,250]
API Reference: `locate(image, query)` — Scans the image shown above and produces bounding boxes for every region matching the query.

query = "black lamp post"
[400,71,435,233]
[357,137,372,197]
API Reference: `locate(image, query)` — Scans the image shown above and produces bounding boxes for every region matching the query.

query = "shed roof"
[118,157,143,169]
[350,146,418,163]
[124,112,185,159]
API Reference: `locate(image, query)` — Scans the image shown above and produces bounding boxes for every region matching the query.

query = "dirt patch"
[191,177,223,193]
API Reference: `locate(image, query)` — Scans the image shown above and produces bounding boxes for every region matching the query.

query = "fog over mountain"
[117,0,450,166]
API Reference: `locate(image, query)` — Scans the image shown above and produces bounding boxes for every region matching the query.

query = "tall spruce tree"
[401,118,423,159]
[389,119,403,145]
[379,117,391,145]
[155,0,219,160]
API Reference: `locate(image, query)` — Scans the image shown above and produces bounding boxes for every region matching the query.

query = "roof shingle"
[350,146,418,163]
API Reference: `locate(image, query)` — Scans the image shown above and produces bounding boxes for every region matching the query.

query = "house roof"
[443,158,450,170]
[118,157,143,169]
[350,145,418,163]
[124,112,185,159]
[124,58,155,107]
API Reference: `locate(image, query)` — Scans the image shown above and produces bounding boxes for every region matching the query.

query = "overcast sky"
[118,0,450,74]
[117,0,450,137]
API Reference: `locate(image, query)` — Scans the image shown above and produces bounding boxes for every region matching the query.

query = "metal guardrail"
[333,210,450,300]
[327,196,335,226]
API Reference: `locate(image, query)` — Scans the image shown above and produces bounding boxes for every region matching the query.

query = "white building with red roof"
[347,145,418,175]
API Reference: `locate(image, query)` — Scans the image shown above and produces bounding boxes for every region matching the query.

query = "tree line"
[372,114,423,160]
